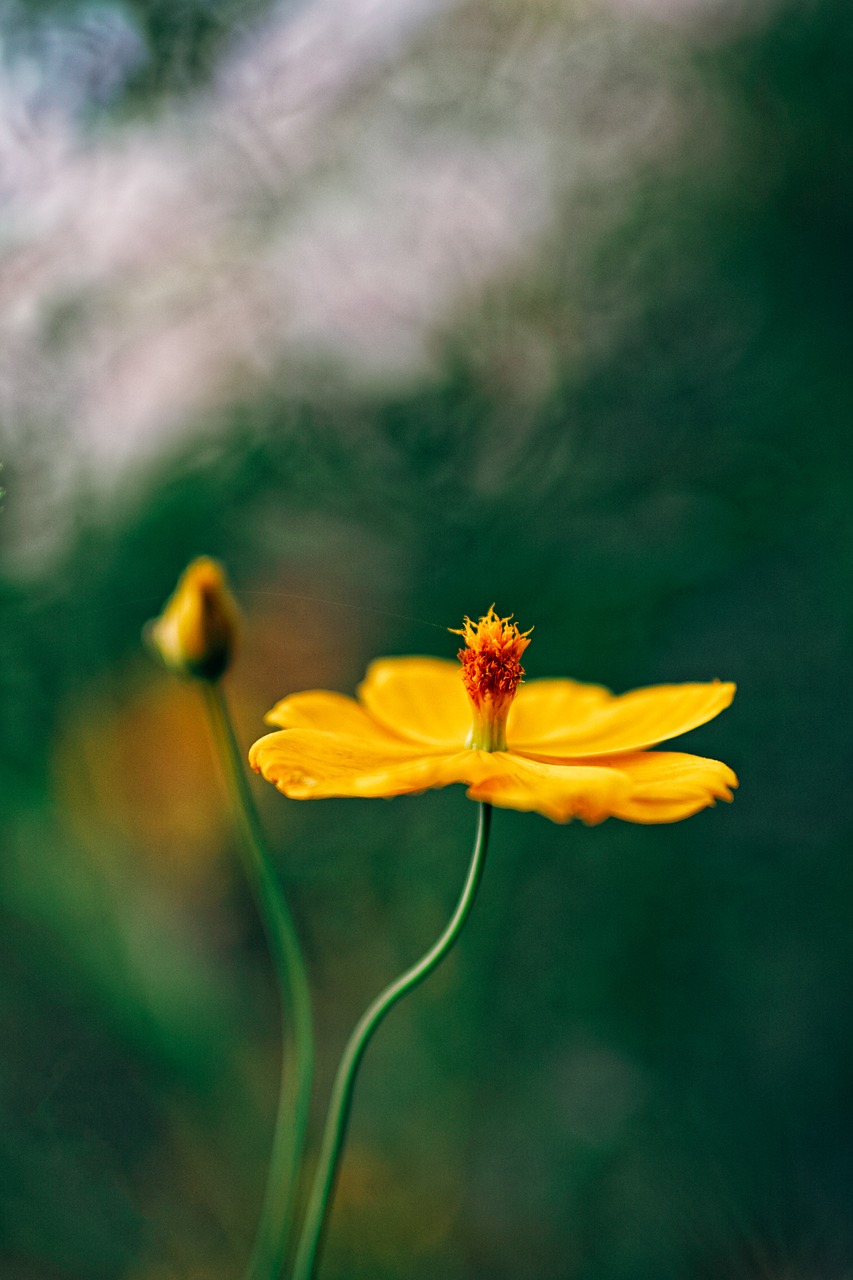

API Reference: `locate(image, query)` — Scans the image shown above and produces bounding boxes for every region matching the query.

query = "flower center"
[451,607,532,750]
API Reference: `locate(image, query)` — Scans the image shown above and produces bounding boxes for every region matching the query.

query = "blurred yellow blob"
[54,676,230,894]
[146,557,239,682]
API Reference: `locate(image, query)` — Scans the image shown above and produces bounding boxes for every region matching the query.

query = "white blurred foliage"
[0,0,710,562]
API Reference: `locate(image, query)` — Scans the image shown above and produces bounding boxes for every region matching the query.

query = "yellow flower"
[249,607,737,824]
[146,557,239,682]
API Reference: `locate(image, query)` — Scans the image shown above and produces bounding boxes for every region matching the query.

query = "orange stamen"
[451,607,532,750]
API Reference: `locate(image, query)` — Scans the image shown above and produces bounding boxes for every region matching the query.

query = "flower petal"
[265,690,401,745]
[507,679,612,742]
[509,678,736,756]
[600,751,738,823]
[249,729,495,800]
[357,657,470,747]
[464,755,632,825]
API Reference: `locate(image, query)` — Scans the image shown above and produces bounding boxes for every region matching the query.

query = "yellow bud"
[145,557,239,682]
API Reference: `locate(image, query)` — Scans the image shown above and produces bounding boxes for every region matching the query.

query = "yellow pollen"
[450,607,532,750]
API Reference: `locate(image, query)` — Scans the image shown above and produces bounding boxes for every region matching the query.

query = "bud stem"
[204,683,314,1280]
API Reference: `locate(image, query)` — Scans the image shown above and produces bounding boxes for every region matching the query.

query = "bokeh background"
[2,0,853,1275]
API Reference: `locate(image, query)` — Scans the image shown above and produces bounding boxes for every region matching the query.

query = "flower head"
[452,607,532,750]
[146,557,239,682]
[249,609,737,824]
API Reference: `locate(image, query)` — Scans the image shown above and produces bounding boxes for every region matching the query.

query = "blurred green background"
[2,0,853,1275]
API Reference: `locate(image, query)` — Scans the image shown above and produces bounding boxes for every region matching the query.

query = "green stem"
[291,802,493,1280]
[204,683,314,1280]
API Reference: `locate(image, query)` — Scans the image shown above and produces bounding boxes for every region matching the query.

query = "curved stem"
[291,802,493,1280]
[204,683,314,1280]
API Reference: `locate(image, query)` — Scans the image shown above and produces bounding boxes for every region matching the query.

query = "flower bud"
[145,557,239,682]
